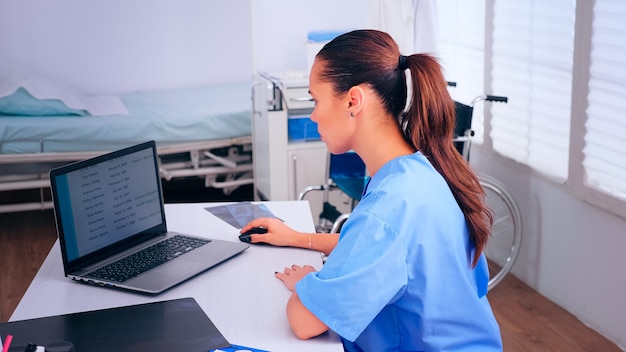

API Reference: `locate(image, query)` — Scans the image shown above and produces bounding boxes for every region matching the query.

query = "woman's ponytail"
[403,54,493,267]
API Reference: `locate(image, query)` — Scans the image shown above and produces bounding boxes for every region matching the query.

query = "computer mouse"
[238,227,268,243]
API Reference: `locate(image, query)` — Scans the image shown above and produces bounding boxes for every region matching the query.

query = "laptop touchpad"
[151,259,207,277]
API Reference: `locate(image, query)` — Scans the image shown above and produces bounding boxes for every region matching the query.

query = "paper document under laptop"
[49,140,249,294]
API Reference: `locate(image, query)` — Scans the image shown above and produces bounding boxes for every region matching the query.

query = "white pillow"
[0,75,128,116]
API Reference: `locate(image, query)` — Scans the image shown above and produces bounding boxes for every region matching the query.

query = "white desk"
[10,201,342,352]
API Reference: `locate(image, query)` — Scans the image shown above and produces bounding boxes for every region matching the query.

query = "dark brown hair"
[316,29,492,267]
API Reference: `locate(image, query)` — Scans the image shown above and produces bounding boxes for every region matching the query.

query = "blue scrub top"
[296,152,502,351]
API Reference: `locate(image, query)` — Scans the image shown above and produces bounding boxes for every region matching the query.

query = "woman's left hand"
[275,264,317,291]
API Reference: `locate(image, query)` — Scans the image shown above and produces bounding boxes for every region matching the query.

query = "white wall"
[0,0,253,94]
[251,0,366,73]
[0,0,367,95]
[471,146,626,349]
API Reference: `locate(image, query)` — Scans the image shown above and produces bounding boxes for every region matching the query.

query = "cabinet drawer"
[283,87,314,109]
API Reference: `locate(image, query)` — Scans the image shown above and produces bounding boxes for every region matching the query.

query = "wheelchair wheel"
[478,174,523,291]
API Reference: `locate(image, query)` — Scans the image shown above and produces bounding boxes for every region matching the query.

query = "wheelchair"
[298,151,366,233]
[298,94,522,291]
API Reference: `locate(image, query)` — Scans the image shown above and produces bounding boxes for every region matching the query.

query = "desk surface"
[10,201,342,352]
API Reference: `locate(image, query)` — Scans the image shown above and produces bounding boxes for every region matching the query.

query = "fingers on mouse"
[238,227,268,243]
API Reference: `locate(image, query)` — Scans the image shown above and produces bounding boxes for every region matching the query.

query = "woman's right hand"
[240,217,303,247]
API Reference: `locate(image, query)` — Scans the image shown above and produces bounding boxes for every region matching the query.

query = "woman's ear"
[347,85,365,117]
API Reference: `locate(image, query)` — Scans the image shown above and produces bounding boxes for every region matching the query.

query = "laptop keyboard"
[87,235,211,283]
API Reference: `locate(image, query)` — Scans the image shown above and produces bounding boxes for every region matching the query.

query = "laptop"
[0,297,231,351]
[49,140,249,294]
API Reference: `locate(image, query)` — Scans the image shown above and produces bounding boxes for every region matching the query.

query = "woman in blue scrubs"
[241,29,502,351]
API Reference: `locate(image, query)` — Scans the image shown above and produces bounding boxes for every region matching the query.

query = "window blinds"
[490,0,575,182]
[435,0,626,215]
[583,0,626,201]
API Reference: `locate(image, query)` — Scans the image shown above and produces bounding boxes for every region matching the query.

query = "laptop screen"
[50,141,166,264]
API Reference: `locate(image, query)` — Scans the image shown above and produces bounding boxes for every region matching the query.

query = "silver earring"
[349,111,355,117]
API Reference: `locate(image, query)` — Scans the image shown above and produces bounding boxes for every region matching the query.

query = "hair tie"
[398,55,409,70]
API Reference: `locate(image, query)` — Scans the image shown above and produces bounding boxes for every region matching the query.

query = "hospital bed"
[0,80,253,213]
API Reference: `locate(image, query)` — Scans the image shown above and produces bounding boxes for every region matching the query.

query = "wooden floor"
[0,201,622,351]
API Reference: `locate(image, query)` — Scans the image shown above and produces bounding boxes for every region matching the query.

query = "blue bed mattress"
[0,81,252,154]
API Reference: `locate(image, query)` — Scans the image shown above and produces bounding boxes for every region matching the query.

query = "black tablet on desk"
[0,297,230,352]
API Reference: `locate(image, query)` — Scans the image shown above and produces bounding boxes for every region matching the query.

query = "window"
[490,1,575,182]
[581,0,626,201]
[437,0,626,218]
[570,0,626,216]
